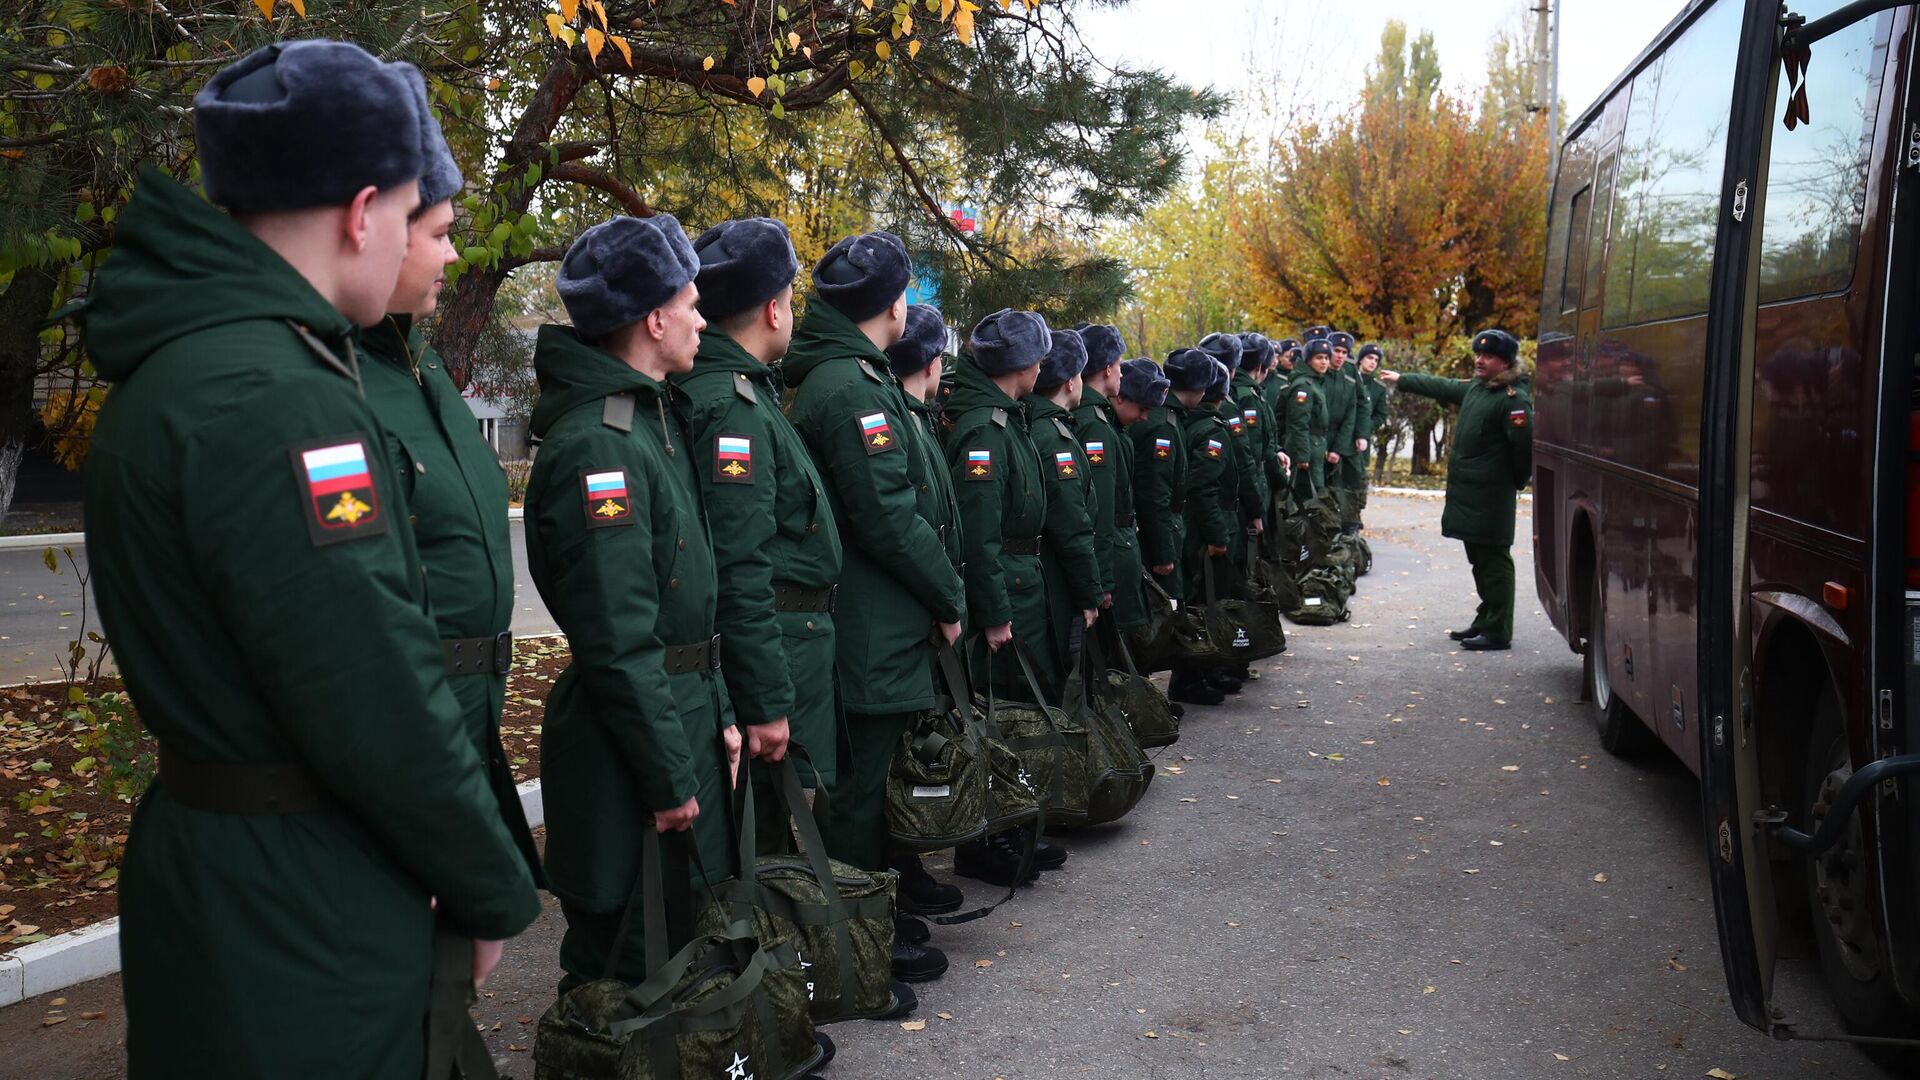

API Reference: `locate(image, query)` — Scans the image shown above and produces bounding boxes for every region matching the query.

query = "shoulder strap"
[602,392,636,432]
[732,373,759,406]
[1051,417,1073,440]
[990,407,1009,428]
[286,320,361,393]
[854,357,887,384]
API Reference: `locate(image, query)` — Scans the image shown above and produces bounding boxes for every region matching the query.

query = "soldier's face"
[658,283,706,374]
[1310,353,1330,375]
[1359,354,1379,374]
[1331,347,1349,367]
[1472,352,1508,380]
[767,286,796,359]
[389,200,458,318]
[1114,398,1148,426]
[1061,374,1083,410]
[339,181,421,327]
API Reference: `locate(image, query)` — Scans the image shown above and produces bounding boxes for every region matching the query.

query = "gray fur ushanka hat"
[693,217,798,320]
[557,214,699,339]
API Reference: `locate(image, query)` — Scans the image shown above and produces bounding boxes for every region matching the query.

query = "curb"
[0,777,547,1009]
[0,509,523,553]
[1374,486,1532,502]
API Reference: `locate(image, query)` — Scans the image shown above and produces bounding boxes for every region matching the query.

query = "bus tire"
[1802,690,1920,1048]
[1587,570,1654,756]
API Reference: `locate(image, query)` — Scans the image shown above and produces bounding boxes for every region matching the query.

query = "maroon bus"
[1533,0,1920,1049]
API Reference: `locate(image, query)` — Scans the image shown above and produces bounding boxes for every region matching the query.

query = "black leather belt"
[157,746,328,814]
[1001,536,1043,556]
[443,631,513,676]
[664,635,723,674]
[1115,511,1135,527]
[773,582,835,613]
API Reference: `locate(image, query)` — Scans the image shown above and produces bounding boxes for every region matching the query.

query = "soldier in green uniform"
[1285,339,1333,503]
[1234,333,1286,506]
[83,41,540,1078]
[1198,334,1266,563]
[1072,325,1148,635]
[360,68,545,896]
[1163,349,1234,705]
[1381,329,1533,651]
[1348,343,1392,534]
[785,231,962,995]
[526,215,743,990]
[1264,337,1300,417]
[945,309,1069,885]
[1322,331,1363,524]
[1127,356,1189,641]
[673,217,841,854]
[883,304,973,930]
[1025,328,1104,675]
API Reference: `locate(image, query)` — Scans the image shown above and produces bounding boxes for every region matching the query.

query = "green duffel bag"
[1064,631,1154,826]
[534,830,821,1080]
[1128,573,1218,672]
[1099,631,1178,750]
[1197,558,1286,665]
[1287,566,1353,625]
[975,639,1090,828]
[886,645,991,852]
[1352,534,1373,577]
[701,756,898,1026]
[1242,543,1299,613]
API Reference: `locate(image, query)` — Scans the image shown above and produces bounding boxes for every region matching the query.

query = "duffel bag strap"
[424,927,498,1080]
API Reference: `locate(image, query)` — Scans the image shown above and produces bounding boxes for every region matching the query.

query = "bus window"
[1561,186,1590,314]
[1756,12,1887,303]
[1584,153,1615,312]
[1603,0,1743,327]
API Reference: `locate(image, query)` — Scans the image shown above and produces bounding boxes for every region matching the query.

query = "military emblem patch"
[1205,439,1224,459]
[1153,437,1172,459]
[1085,440,1106,465]
[1510,409,1529,428]
[714,434,753,483]
[291,437,387,546]
[1053,450,1078,478]
[1226,414,1243,433]
[1295,389,1309,403]
[965,448,993,480]
[581,468,635,527]
[1243,408,1260,427]
[858,411,895,454]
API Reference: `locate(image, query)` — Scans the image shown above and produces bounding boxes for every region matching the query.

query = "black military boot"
[1205,668,1243,694]
[1031,831,1069,871]
[1447,627,1479,640]
[814,1032,836,1068]
[1235,662,1258,682]
[1169,667,1225,706]
[873,979,919,1020]
[891,939,949,983]
[953,832,1040,887]
[1459,634,1511,652]
[896,912,931,946]
[895,854,964,915]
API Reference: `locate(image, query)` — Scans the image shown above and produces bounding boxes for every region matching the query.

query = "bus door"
[1701,0,1920,1043]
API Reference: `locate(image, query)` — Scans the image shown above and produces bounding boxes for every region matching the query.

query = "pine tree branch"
[844,81,986,262]
[549,162,651,216]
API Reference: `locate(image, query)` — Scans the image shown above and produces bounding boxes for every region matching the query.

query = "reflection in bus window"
[1561,186,1590,314]
[1583,153,1614,311]
[1602,0,1742,327]
[1757,13,1887,303]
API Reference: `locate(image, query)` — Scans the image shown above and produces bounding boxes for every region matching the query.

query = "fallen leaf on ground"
[1667,958,1687,972]
[1142,1031,1159,1039]
[937,1012,954,1020]
[1325,753,1345,762]
[1422,986,1436,994]
[1592,873,1609,883]
[1377,777,1391,787]
[79,1011,103,1020]
[1489,840,1504,847]
[1265,778,1283,784]
[1500,764,1520,772]
[41,1015,67,1027]
[1706,1070,1738,1080]
[974,959,993,968]
[1553,1052,1570,1061]
[1179,797,1198,803]
[900,1019,927,1031]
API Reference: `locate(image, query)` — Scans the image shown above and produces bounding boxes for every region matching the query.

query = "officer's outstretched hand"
[986,622,1015,652]
[474,939,505,987]
[655,797,700,832]
[748,718,791,762]
[1379,370,1401,385]
[938,620,963,646]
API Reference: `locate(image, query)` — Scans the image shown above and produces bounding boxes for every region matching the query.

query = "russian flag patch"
[1205,438,1224,459]
[1053,450,1078,479]
[1085,440,1106,465]
[581,468,634,527]
[858,411,896,454]
[965,448,993,481]
[291,437,386,546]
[1153,437,1172,459]
[714,434,754,483]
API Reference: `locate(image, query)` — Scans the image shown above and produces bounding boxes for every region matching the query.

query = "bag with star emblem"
[887,645,993,851]
[1128,573,1219,672]
[533,829,821,1080]
[1197,558,1286,666]
[699,755,899,1027]
[976,639,1090,828]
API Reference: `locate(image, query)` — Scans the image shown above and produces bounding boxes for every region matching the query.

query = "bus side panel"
[1600,469,1656,726]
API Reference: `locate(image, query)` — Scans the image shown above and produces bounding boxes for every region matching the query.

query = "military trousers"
[1340,451,1371,527]
[557,830,706,993]
[1463,542,1516,643]
[825,710,916,872]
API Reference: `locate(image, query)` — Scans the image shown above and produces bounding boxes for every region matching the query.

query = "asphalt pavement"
[0,494,1895,1079]
[0,518,559,685]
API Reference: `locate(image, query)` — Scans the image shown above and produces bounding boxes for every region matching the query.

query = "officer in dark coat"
[1382,329,1534,651]
[84,41,539,1078]
[673,218,842,855]
[785,232,962,998]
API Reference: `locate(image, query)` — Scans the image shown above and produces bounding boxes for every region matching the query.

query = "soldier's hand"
[1151,563,1175,576]
[1278,452,1291,471]
[1356,438,1369,453]
[1101,592,1113,610]
[747,718,790,762]
[1206,543,1228,557]
[1082,609,1097,628]
[722,725,743,785]
[473,939,506,987]
[1379,370,1400,385]
[1249,517,1265,536]
[938,620,963,646]
[1325,451,1340,465]
[655,797,700,832]
[986,622,1015,651]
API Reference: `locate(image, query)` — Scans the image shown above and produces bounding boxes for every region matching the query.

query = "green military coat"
[1284,371,1331,493]
[1322,362,1362,470]
[1131,403,1189,600]
[83,170,539,1079]
[1074,388,1148,631]
[785,302,966,715]
[1394,366,1534,545]
[944,358,1057,692]
[525,327,736,915]
[1350,369,1390,484]
[675,330,843,784]
[1234,372,1285,511]
[1026,394,1103,671]
[1219,393,1266,528]
[359,314,545,886]
[1170,398,1233,602]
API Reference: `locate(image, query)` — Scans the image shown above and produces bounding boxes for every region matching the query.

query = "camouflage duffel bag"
[1065,632,1154,826]
[1129,573,1219,672]
[1243,546,1301,615]
[1287,566,1353,625]
[976,639,1090,828]
[1198,559,1286,665]
[701,756,898,1026]
[887,646,991,852]
[1099,631,1178,750]
[1352,534,1373,577]
[535,831,821,1080]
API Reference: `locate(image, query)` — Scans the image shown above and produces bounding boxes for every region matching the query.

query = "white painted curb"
[1374,486,1532,502]
[0,778,548,1009]
[0,509,523,553]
